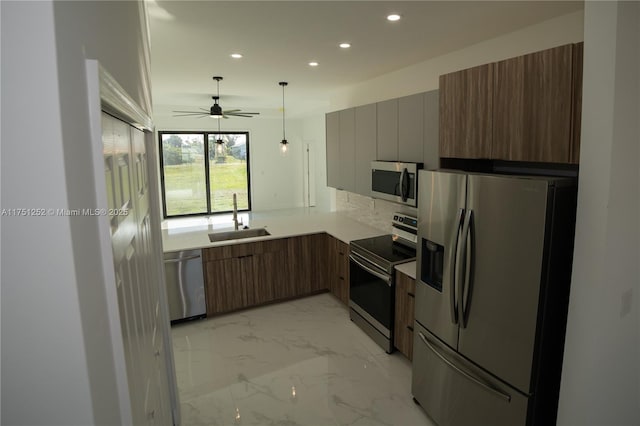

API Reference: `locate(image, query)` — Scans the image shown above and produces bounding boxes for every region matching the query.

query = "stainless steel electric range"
[349,213,418,353]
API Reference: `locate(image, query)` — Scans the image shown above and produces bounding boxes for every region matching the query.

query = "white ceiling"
[148,1,583,119]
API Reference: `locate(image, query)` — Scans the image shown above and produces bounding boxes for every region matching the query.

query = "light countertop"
[161,207,387,253]
[395,261,417,280]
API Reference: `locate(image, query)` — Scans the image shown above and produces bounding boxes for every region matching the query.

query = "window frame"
[158,130,252,218]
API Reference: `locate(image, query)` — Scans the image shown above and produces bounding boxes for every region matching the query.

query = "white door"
[103,112,173,425]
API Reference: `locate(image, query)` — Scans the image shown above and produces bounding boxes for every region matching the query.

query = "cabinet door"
[493,44,573,163]
[325,111,340,188]
[205,258,247,314]
[250,252,282,305]
[336,239,350,305]
[376,99,399,161]
[439,64,493,159]
[310,233,329,293]
[570,42,583,164]
[287,236,313,296]
[354,104,377,196]
[338,109,356,192]
[423,90,440,170]
[398,93,424,162]
[394,271,416,360]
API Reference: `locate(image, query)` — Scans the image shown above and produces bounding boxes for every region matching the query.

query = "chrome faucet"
[232,193,242,230]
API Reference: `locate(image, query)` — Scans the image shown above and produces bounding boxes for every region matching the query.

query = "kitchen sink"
[208,227,271,243]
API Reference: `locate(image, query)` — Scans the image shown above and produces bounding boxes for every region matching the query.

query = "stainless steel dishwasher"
[163,249,206,323]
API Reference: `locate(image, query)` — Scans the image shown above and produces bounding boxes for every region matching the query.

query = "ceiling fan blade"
[225,112,260,116]
[173,110,205,114]
[223,109,242,113]
[172,113,208,117]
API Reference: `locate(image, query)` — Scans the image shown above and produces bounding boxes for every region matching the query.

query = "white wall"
[1,0,155,424]
[557,2,640,425]
[1,2,94,424]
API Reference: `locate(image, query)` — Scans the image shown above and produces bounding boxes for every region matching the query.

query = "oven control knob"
[399,217,404,222]
[394,215,398,221]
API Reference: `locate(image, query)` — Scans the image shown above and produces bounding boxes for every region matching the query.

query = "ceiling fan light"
[210,103,224,118]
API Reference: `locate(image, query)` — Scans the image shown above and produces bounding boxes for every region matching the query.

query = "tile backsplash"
[336,191,418,233]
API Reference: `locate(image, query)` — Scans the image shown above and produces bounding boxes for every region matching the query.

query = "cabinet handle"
[407,325,414,332]
[407,292,415,298]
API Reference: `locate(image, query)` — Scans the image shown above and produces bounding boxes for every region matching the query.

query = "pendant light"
[215,115,225,155]
[279,81,289,154]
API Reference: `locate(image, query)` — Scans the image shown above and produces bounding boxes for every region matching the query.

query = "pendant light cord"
[282,83,286,140]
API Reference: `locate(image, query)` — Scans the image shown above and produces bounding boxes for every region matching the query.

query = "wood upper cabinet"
[354,104,377,196]
[439,63,494,159]
[493,44,575,163]
[376,99,399,161]
[398,93,424,162]
[394,270,416,360]
[570,42,584,164]
[439,43,583,164]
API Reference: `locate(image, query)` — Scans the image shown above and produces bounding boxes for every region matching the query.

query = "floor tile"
[172,293,435,426]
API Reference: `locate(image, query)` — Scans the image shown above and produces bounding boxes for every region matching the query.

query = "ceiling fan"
[172,76,260,119]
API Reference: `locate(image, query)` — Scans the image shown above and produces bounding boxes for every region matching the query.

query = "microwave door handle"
[400,168,409,202]
[450,208,464,325]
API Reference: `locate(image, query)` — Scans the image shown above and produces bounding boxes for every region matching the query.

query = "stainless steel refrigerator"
[412,170,577,426]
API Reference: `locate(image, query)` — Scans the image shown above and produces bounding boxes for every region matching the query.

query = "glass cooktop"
[350,234,416,265]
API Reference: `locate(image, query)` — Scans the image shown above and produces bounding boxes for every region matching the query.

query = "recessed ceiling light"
[387,14,401,22]
[309,61,319,67]
[339,42,351,49]
[230,53,243,59]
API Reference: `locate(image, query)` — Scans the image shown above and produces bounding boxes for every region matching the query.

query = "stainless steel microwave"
[371,161,422,207]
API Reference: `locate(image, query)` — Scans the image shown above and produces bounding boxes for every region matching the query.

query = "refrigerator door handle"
[455,208,470,326]
[450,208,464,324]
[417,331,512,402]
[460,209,474,328]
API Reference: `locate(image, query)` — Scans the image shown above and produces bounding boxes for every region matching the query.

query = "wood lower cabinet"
[328,236,349,305]
[203,239,287,315]
[394,270,416,360]
[284,233,328,299]
[204,234,329,316]
[205,257,247,314]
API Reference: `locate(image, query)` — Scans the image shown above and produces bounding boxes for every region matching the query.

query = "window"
[159,131,251,217]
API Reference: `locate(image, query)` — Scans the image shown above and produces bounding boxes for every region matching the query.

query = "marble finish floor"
[171,293,435,426]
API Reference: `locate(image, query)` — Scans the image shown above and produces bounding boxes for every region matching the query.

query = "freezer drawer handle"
[349,254,392,286]
[417,331,511,402]
[164,254,201,263]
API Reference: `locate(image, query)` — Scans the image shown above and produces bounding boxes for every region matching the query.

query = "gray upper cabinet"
[423,90,440,170]
[326,111,340,189]
[338,108,356,192]
[326,90,439,194]
[354,104,377,196]
[376,99,398,161]
[398,93,424,162]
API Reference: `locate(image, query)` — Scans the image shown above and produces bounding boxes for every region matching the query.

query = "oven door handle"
[349,254,392,286]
